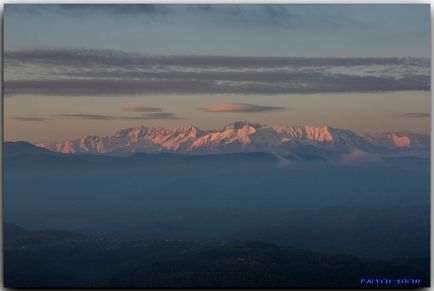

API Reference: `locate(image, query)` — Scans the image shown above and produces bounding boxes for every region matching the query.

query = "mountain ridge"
[35,121,429,158]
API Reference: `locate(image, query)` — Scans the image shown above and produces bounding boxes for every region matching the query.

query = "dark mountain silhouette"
[4,141,56,158]
[4,224,429,288]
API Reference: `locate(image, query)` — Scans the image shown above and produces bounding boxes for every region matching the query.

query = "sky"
[4,4,431,143]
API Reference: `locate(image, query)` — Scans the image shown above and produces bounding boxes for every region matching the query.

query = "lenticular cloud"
[200,103,286,113]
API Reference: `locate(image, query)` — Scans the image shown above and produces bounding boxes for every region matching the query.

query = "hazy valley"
[4,126,430,287]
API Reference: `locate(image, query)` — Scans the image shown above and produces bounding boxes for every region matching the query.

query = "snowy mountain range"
[37,121,430,160]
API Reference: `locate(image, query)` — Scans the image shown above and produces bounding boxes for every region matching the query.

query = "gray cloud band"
[9,116,50,122]
[122,107,162,112]
[1,5,374,28]
[50,113,181,120]
[5,77,429,96]
[52,114,117,120]
[5,49,428,68]
[391,112,430,118]
[4,49,430,96]
[200,103,286,112]
[6,4,169,17]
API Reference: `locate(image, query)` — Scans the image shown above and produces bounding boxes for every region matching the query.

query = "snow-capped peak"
[38,121,430,155]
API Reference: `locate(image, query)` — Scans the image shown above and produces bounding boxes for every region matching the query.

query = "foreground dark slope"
[4,224,429,288]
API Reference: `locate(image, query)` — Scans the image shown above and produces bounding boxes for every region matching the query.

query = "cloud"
[341,149,380,164]
[5,4,367,29]
[60,4,169,16]
[5,76,429,96]
[7,4,169,17]
[138,113,181,120]
[117,113,181,120]
[53,114,117,120]
[6,48,426,68]
[4,49,430,96]
[52,112,181,120]
[391,112,430,118]
[122,107,162,112]
[4,4,289,24]
[200,103,286,113]
[9,116,49,122]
